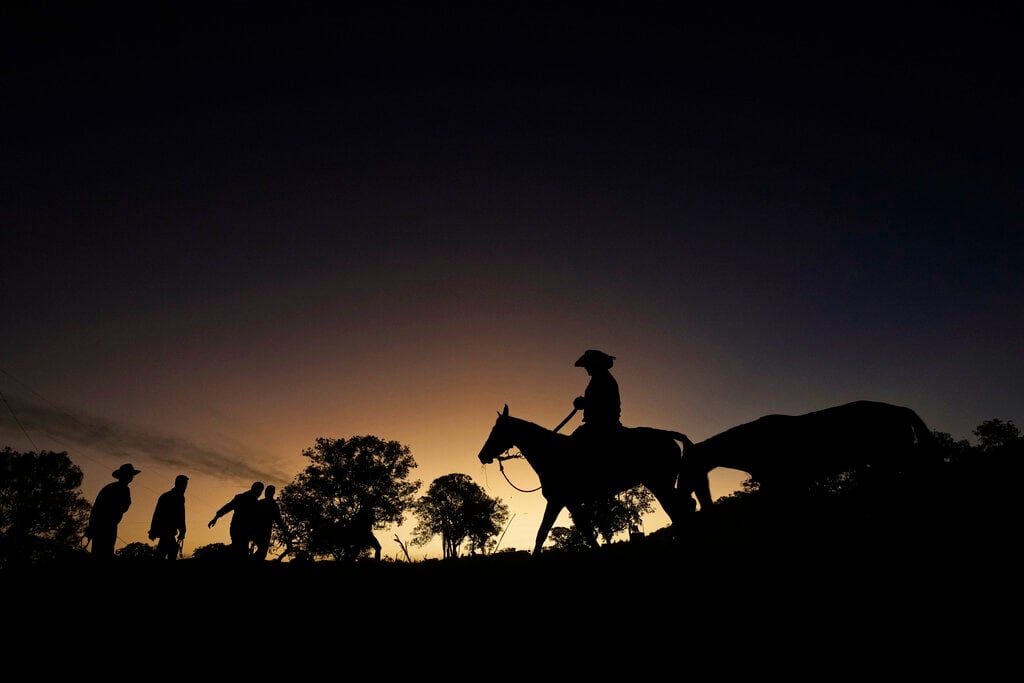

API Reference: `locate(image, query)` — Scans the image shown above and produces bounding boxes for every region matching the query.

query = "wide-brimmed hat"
[575,349,615,369]
[112,463,141,479]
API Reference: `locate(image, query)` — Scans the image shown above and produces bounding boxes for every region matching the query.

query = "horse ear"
[502,404,509,417]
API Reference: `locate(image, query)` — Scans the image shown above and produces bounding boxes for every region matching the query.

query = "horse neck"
[508,417,561,468]
[691,433,748,474]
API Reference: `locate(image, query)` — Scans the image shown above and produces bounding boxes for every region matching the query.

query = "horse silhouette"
[477,405,689,555]
[677,400,941,512]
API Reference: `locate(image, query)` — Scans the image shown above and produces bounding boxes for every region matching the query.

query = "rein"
[495,450,542,493]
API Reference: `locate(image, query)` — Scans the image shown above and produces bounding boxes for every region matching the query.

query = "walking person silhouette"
[85,463,141,562]
[252,485,290,561]
[149,474,188,560]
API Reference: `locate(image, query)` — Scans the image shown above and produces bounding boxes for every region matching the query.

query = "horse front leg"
[679,469,713,513]
[694,474,713,512]
[534,501,563,555]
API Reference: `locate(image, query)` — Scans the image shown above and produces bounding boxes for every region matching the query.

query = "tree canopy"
[973,419,1021,453]
[411,473,509,558]
[0,448,91,568]
[278,435,421,561]
[549,525,595,552]
[590,486,657,545]
[556,485,657,548]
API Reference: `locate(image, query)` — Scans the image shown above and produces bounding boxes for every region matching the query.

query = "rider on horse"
[570,349,623,458]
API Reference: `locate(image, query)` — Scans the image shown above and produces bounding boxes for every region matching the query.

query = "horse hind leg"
[652,487,679,526]
[534,501,564,555]
[649,484,694,543]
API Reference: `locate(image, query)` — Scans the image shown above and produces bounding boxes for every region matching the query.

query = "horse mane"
[506,414,572,444]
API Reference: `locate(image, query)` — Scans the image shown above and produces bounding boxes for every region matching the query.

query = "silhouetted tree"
[117,541,157,560]
[0,447,91,568]
[559,486,658,547]
[549,525,594,552]
[974,419,1022,453]
[411,473,509,558]
[278,435,420,561]
[585,486,657,545]
[932,430,974,463]
[191,542,232,561]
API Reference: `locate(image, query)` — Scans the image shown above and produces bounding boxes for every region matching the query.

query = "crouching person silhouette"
[209,481,264,559]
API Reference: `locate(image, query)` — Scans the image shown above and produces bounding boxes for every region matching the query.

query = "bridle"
[495,450,542,493]
[486,408,575,494]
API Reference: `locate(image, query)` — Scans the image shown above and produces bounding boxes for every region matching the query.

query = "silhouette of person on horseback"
[569,349,623,457]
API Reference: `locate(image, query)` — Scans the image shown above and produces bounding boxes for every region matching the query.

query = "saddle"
[571,424,629,462]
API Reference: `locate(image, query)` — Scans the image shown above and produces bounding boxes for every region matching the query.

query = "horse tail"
[657,430,693,448]
[638,428,710,512]
[659,431,713,512]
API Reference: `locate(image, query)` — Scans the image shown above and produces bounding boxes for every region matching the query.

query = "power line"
[0,387,37,451]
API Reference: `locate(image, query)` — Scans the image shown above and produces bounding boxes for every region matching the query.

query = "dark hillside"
[4,451,1017,666]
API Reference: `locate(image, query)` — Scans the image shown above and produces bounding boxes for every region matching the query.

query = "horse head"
[477,404,513,464]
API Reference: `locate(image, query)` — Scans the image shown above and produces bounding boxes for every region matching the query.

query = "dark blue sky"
[2,3,1021,554]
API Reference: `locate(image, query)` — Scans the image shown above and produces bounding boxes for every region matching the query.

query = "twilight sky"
[2,4,1021,558]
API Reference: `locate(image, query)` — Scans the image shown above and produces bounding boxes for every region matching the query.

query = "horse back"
[558,426,682,500]
[687,400,936,485]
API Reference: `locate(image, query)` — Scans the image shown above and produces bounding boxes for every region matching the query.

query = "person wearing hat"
[149,474,189,560]
[85,463,141,561]
[570,349,623,454]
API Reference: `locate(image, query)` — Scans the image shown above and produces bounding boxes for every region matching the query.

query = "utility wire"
[0,387,37,451]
